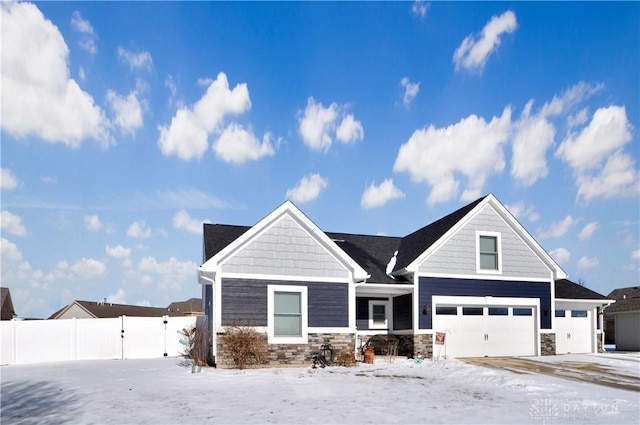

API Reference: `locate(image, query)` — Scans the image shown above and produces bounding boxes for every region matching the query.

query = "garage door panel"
[434,301,537,358]
[555,310,592,354]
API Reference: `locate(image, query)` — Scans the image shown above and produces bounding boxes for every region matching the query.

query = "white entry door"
[433,300,537,358]
[555,309,592,354]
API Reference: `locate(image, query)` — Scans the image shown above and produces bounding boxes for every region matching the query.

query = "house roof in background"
[49,298,202,319]
[605,286,640,313]
[1,287,16,320]
[555,279,608,300]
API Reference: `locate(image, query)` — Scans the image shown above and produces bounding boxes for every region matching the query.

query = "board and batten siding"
[221,215,349,279]
[418,204,550,279]
[418,277,552,330]
[221,278,349,328]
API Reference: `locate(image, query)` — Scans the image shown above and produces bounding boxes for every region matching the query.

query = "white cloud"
[549,247,571,264]
[127,220,152,238]
[212,124,276,164]
[537,215,575,239]
[510,101,555,186]
[453,10,517,73]
[107,90,144,135]
[84,214,102,232]
[511,82,605,186]
[158,72,251,161]
[1,168,19,190]
[1,210,27,236]
[69,257,107,278]
[556,106,637,202]
[70,11,97,54]
[556,105,632,171]
[138,256,197,289]
[577,222,598,241]
[117,47,153,72]
[41,175,57,184]
[632,249,640,260]
[411,1,429,18]
[361,179,405,209]
[505,201,540,222]
[335,114,364,144]
[285,173,328,204]
[106,244,131,259]
[576,256,599,270]
[393,107,511,205]
[298,97,339,152]
[173,210,210,234]
[106,288,127,304]
[0,2,111,148]
[400,77,420,107]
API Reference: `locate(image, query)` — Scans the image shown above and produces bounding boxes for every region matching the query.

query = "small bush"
[222,325,267,369]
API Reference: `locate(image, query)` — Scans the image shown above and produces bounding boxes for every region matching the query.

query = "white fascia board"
[556,298,615,305]
[483,194,568,279]
[204,200,368,281]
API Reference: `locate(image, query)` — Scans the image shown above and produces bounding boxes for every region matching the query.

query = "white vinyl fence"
[0,315,198,365]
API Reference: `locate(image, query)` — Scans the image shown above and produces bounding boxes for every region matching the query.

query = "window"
[513,308,533,316]
[435,306,457,315]
[267,285,307,344]
[555,310,566,317]
[462,307,484,316]
[368,301,389,329]
[571,310,587,318]
[488,307,508,316]
[476,232,502,273]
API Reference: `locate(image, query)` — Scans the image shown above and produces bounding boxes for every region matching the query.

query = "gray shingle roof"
[605,286,640,313]
[555,279,608,300]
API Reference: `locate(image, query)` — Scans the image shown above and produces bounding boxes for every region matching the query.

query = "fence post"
[163,315,168,357]
[120,315,125,360]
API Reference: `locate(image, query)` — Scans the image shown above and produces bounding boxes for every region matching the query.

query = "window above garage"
[476,231,502,274]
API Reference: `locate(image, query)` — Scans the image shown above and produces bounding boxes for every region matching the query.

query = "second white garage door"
[433,301,537,358]
[555,309,593,354]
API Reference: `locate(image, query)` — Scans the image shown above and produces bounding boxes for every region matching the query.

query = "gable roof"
[203,224,248,263]
[201,200,370,281]
[605,286,640,313]
[393,196,485,273]
[167,298,203,314]
[555,279,608,300]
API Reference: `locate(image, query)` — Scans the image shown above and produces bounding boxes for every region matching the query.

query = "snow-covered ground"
[1,353,638,425]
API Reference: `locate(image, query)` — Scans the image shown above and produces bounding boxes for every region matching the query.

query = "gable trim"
[404,194,567,279]
[201,200,369,281]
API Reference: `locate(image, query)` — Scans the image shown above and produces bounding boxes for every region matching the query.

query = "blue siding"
[356,297,387,330]
[393,294,413,330]
[221,278,349,328]
[419,277,552,330]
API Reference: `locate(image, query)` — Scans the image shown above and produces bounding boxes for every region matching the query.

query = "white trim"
[368,300,390,330]
[308,327,355,333]
[417,272,552,283]
[218,272,351,284]
[432,295,540,308]
[555,298,614,305]
[476,231,502,274]
[267,285,308,344]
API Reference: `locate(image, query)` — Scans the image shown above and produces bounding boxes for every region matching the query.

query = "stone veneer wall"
[540,333,556,356]
[413,334,433,359]
[597,334,603,353]
[216,331,355,368]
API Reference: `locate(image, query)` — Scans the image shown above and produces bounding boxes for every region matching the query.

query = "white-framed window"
[476,231,502,274]
[267,285,308,344]
[368,300,389,329]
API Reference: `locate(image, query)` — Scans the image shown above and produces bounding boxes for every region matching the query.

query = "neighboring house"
[198,194,612,367]
[1,287,16,320]
[49,298,203,319]
[604,286,640,351]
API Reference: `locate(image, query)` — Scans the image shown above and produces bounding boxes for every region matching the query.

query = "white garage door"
[555,309,592,354]
[433,304,537,358]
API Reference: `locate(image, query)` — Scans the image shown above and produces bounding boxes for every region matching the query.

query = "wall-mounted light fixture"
[422,305,430,315]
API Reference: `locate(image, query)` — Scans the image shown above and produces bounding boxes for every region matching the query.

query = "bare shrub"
[222,324,267,369]
[335,352,357,367]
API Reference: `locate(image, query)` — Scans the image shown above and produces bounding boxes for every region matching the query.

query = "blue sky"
[1,1,638,319]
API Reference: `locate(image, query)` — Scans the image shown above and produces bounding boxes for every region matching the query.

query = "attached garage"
[432,296,538,358]
[555,308,593,354]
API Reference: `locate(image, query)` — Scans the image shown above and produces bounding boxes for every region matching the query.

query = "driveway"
[462,354,640,392]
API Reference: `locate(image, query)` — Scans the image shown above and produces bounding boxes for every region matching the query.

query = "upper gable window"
[476,231,502,274]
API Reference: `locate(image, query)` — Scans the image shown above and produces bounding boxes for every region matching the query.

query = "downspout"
[199,272,217,366]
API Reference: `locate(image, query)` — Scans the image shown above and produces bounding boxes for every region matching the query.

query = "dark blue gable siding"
[419,277,552,330]
[221,278,349,328]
